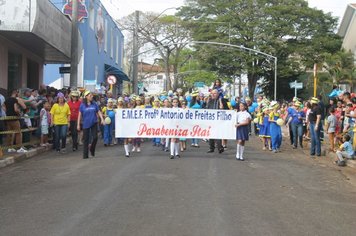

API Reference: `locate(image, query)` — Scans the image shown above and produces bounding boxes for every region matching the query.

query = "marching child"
[259,106,271,150]
[102,98,116,146]
[161,98,171,152]
[132,97,144,153]
[179,99,187,152]
[269,101,282,153]
[170,97,181,159]
[235,102,252,160]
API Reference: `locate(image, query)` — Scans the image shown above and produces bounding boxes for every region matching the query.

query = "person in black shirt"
[308,97,322,156]
[206,89,228,154]
[4,89,26,147]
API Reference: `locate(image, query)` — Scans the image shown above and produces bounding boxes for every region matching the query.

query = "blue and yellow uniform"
[269,110,282,151]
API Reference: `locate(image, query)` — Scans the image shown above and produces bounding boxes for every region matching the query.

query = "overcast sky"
[102,0,352,23]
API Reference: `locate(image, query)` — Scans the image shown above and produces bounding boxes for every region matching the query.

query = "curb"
[0,145,52,169]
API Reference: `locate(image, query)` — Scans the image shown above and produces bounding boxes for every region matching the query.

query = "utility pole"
[132,10,139,94]
[70,0,78,88]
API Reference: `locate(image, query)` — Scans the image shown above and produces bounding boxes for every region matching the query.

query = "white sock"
[124,144,129,155]
[236,144,240,159]
[165,138,170,148]
[240,145,245,160]
[175,143,179,156]
[170,142,175,156]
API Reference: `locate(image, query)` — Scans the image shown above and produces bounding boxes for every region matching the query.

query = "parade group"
[0,80,355,165]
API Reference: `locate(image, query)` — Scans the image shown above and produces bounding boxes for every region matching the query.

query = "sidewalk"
[280,126,356,168]
[0,145,52,168]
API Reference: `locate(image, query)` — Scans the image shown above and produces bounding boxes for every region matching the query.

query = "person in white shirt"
[235,102,252,161]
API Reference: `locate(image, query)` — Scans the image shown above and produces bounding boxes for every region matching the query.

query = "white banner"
[115,108,237,139]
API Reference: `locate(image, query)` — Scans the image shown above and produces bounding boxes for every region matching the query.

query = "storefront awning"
[105,64,130,82]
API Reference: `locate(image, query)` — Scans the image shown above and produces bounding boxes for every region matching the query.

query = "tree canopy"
[177,0,343,99]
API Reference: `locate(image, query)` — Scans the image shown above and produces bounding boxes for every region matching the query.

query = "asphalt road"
[1,137,356,236]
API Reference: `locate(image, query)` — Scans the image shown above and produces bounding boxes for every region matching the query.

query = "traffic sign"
[59,66,71,74]
[289,82,303,89]
[194,82,205,88]
[107,75,117,85]
[294,83,303,89]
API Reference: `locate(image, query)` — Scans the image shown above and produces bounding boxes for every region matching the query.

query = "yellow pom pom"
[276,118,284,126]
[105,117,111,125]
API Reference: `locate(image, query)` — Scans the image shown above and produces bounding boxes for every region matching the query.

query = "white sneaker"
[132,147,136,152]
[7,148,16,153]
[137,147,141,153]
[17,147,28,153]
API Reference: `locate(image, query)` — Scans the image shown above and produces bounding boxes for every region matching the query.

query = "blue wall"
[44,64,62,85]
[47,0,125,89]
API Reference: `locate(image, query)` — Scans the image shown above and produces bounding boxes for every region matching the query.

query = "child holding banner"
[117,98,132,157]
[179,99,188,152]
[161,98,171,152]
[189,90,202,148]
[235,102,252,161]
[170,97,181,159]
[132,97,144,153]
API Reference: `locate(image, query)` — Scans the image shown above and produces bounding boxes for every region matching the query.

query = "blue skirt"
[236,125,249,141]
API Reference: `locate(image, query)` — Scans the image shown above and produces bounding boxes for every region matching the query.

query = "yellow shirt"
[50,103,71,125]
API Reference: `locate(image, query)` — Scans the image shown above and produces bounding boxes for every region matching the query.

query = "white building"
[338,3,356,59]
[138,62,173,95]
[338,3,356,92]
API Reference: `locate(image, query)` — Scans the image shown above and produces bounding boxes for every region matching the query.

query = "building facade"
[338,3,356,58]
[0,0,71,94]
[46,0,128,94]
[338,3,356,92]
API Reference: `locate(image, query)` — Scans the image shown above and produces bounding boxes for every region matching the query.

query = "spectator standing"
[4,89,26,151]
[326,107,337,152]
[50,92,70,153]
[317,95,325,141]
[39,102,51,147]
[0,90,5,145]
[308,97,322,157]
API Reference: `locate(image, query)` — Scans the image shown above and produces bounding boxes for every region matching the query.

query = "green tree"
[119,12,191,91]
[323,50,355,85]
[178,0,342,99]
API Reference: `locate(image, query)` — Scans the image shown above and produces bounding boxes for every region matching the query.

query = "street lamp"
[133,42,278,100]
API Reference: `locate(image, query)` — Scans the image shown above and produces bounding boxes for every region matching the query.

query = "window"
[157,75,163,80]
